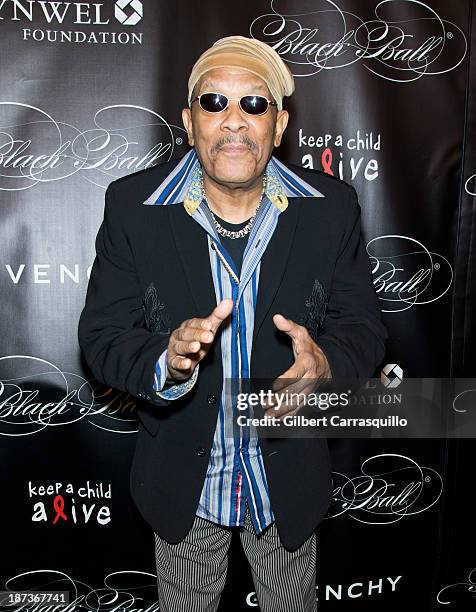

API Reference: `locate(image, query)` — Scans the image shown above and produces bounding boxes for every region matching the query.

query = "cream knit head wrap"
[187,35,295,111]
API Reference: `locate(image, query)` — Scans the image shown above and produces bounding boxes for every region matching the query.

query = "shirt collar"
[143,148,324,214]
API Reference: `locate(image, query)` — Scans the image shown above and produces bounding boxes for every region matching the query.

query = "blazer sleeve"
[315,185,388,379]
[78,181,172,408]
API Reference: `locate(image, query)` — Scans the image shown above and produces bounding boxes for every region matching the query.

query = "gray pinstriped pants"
[154,499,317,611]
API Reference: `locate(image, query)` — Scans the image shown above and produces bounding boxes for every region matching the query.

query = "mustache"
[212,135,257,154]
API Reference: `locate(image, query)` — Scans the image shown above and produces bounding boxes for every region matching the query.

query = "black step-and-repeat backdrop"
[1,1,475,610]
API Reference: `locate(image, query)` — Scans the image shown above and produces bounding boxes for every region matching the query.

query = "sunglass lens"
[240,95,269,115]
[200,93,228,112]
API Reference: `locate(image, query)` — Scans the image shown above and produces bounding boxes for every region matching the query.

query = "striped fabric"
[142,148,324,206]
[154,498,317,612]
[143,147,324,535]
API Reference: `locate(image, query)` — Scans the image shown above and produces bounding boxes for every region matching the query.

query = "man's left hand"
[262,313,332,420]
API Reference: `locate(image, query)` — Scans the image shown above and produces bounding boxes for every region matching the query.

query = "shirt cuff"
[153,348,199,400]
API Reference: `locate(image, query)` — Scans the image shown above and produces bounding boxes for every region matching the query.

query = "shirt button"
[207,394,217,405]
[196,447,206,456]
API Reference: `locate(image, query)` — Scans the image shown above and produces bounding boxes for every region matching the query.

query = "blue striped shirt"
[143,148,324,534]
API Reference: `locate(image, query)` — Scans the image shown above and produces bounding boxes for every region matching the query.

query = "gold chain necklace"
[200,169,267,239]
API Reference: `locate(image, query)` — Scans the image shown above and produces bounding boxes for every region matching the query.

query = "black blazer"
[78,153,388,551]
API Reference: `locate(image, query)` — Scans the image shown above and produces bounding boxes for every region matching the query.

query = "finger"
[207,298,234,332]
[264,399,301,419]
[169,354,194,371]
[178,327,214,344]
[174,339,202,355]
[272,364,307,392]
[265,386,308,418]
[276,406,301,420]
[272,313,302,340]
[184,317,214,332]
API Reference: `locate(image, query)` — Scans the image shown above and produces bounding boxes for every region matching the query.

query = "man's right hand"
[165,298,234,383]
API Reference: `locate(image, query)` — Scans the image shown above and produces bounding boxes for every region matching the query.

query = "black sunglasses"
[191,92,277,116]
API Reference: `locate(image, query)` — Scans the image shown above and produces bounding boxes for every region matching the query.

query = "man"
[78,35,388,612]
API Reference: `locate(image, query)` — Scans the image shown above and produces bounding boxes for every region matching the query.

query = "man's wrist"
[165,366,193,387]
[313,344,332,379]
[156,363,200,400]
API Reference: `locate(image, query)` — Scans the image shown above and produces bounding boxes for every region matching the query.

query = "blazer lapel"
[168,205,224,363]
[168,199,301,363]
[252,199,300,344]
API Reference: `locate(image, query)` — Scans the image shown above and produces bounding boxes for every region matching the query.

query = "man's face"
[182,66,289,189]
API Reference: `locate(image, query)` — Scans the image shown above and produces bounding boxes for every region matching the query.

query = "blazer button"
[207,394,217,405]
[196,447,206,457]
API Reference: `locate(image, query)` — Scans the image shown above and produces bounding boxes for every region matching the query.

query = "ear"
[274,109,289,147]
[181,107,194,146]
